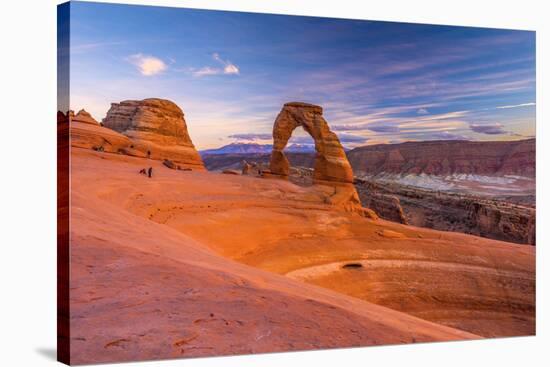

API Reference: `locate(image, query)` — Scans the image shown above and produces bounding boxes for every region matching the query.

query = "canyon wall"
[347,139,535,177]
[355,179,535,245]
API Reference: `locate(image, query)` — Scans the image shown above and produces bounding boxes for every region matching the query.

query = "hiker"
[147,150,151,158]
[139,168,146,175]
[148,167,153,178]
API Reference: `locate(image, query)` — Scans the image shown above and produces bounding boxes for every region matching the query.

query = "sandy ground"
[69,148,534,364]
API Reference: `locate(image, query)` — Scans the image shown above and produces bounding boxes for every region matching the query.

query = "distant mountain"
[200,142,315,156]
[202,152,315,172]
[347,138,535,177]
[202,139,535,178]
[286,143,316,153]
[200,143,272,155]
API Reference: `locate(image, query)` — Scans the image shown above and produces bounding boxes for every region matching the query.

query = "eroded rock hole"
[286,128,315,187]
[342,263,363,269]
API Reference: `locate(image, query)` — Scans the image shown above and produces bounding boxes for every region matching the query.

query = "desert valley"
[203,138,535,245]
[60,98,535,364]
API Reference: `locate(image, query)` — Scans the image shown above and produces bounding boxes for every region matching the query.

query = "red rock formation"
[348,139,535,177]
[70,148,487,363]
[270,102,354,184]
[70,148,534,344]
[201,140,536,242]
[73,109,99,125]
[361,192,408,224]
[356,178,535,245]
[269,102,367,216]
[70,110,134,154]
[103,98,204,170]
[241,161,253,175]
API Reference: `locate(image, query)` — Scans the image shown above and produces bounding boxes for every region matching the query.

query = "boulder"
[362,193,408,224]
[102,98,205,170]
[242,161,253,175]
[162,159,177,170]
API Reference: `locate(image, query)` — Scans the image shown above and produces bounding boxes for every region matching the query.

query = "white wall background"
[0,0,547,365]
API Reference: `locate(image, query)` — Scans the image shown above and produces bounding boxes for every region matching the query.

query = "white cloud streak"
[192,53,240,77]
[193,67,221,77]
[496,102,536,109]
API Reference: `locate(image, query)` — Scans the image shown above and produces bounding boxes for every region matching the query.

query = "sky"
[69,1,536,149]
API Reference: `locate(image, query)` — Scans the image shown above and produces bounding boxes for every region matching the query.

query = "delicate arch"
[270,102,354,184]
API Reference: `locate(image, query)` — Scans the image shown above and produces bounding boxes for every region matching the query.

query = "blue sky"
[69,1,536,149]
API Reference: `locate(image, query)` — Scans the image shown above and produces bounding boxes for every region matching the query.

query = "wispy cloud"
[428,131,469,140]
[336,133,369,143]
[192,53,240,77]
[366,123,400,133]
[71,41,125,53]
[332,123,370,131]
[128,54,167,76]
[213,53,240,75]
[470,123,506,135]
[496,102,536,109]
[332,109,469,138]
[416,108,429,115]
[193,67,221,77]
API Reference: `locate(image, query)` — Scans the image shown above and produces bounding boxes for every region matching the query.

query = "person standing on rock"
[148,167,153,178]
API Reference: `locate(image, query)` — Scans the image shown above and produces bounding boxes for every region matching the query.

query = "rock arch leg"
[270,108,299,177]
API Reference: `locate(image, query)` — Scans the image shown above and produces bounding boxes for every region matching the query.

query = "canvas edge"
[57,1,71,365]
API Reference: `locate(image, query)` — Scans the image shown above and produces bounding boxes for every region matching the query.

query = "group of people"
[139,151,154,177]
[139,167,153,178]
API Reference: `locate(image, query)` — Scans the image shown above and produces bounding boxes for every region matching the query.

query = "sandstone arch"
[270,102,354,184]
